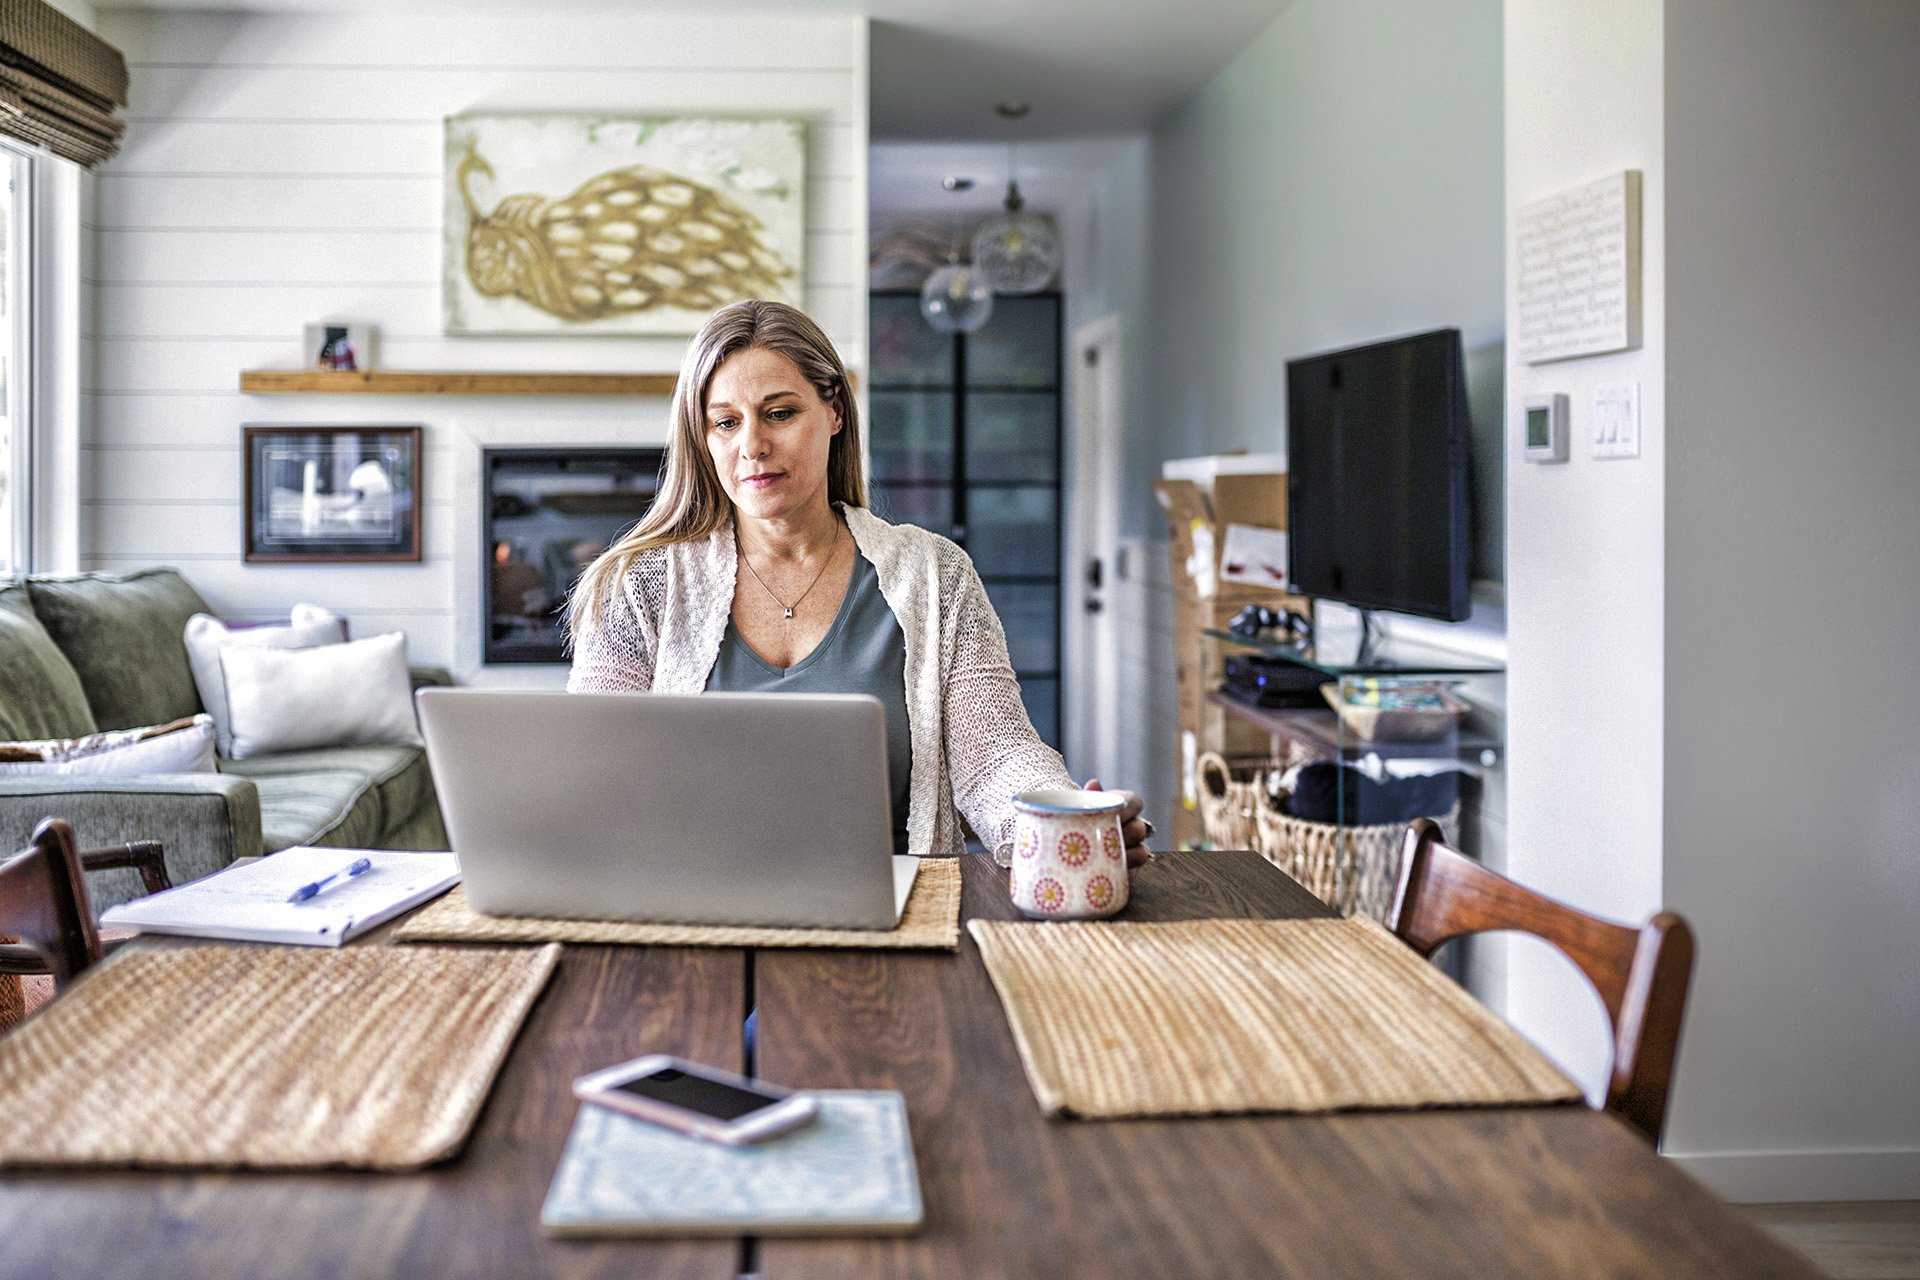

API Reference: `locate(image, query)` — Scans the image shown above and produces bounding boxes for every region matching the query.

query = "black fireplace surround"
[483,447,666,664]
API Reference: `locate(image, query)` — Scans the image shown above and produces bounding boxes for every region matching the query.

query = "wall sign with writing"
[1516,170,1642,365]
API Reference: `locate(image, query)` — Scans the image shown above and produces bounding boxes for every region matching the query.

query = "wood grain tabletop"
[0,851,1824,1279]
[752,851,1821,1280]
[0,943,748,1280]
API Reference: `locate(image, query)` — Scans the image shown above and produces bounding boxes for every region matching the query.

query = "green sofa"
[0,567,449,912]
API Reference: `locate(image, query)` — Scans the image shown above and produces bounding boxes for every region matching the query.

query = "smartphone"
[572,1055,820,1146]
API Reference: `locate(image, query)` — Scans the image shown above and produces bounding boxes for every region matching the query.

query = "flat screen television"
[1285,328,1471,623]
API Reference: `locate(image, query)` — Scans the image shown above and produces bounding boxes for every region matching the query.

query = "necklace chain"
[740,521,841,621]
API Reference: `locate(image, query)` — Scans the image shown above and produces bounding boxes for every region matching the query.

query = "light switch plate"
[1592,382,1641,459]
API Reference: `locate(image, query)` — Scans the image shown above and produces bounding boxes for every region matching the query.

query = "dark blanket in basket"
[1286,762,1461,826]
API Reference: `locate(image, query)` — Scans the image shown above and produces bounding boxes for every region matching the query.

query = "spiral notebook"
[542,1090,922,1237]
[99,847,460,946]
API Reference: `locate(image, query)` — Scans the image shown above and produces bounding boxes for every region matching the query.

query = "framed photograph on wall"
[243,425,422,563]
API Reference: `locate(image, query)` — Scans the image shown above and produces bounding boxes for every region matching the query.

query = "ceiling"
[865,1,1292,141]
[101,0,1293,141]
[869,137,1136,227]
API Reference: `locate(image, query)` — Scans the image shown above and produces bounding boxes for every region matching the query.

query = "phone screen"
[615,1067,784,1121]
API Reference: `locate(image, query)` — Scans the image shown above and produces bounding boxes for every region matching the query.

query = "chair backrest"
[0,818,102,989]
[1388,817,1695,1145]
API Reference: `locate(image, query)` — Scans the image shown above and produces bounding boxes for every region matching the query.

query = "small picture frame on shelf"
[302,322,375,372]
[243,424,422,563]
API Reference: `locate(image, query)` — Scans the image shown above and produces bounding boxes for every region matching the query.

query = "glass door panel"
[965,392,1058,483]
[868,290,1062,752]
[984,582,1058,673]
[871,294,953,388]
[868,392,954,483]
[870,484,957,543]
[965,295,1059,390]
[1020,677,1059,747]
[967,487,1057,578]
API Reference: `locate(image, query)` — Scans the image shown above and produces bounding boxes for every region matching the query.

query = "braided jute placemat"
[970,916,1583,1119]
[394,856,960,951]
[0,942,559,1169]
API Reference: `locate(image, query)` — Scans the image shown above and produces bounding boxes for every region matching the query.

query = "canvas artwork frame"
[443,114,807,336]
[243,425,422,564]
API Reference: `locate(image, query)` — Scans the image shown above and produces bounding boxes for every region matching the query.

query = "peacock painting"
[443,116,806,336]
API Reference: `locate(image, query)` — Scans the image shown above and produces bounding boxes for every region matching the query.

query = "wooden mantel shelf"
[240,370,678,396]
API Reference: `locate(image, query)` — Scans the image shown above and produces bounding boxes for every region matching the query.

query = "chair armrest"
[409,665,455,691]
[0,774,262,912]
[79,840,171,895]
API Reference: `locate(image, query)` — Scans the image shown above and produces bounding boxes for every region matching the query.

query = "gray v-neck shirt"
[704,555,912,855]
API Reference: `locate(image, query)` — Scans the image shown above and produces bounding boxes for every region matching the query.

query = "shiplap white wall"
[88,9,868,681]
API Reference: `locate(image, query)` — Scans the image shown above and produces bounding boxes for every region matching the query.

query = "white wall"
[44,0,96,27]
[1661,0,1920,1202]
[1500,0,1668,1098]
[89,9,868,680]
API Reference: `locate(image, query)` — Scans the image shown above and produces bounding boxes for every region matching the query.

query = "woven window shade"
[0,0,127,168]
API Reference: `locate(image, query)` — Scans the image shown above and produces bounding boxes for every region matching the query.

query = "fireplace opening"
[483,447,667,664]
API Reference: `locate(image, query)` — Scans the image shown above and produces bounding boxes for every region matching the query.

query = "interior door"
[1065,315,1123,785]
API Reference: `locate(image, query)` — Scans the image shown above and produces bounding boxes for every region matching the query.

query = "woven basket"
[1195,752,1267,853]
[1256,798,1461,924]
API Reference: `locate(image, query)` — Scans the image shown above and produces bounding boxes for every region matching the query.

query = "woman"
[568,300,1149,865]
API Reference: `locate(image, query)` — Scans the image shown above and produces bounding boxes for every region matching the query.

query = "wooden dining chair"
[1388,817,1695,1146]
[0,818,103,992]
[0,819,172,1027]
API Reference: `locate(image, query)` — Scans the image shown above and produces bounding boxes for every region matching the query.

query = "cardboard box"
[1160,451,1287,488]
[1209,471,1288,532]
[1154,473,1307,612]
[1155,461,1315,847]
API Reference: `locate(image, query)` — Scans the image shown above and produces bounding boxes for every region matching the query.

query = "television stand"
[1204,626,1502,680]
[1201,631,1504,921]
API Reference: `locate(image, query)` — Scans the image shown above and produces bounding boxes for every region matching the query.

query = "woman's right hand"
[1084,779,1153,867]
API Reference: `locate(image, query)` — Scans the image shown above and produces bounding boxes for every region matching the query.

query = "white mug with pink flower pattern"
[1008,790,1130,920]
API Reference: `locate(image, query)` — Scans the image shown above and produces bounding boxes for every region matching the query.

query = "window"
[0,143,31,576]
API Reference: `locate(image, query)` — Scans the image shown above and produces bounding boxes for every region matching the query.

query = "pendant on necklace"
[784,607,795,619]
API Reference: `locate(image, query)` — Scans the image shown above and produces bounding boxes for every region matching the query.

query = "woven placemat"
[970,916,1583,1119]
[0,942,560,1170]
[395,856,961,951]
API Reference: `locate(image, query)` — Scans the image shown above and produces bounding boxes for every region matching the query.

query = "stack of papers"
[100,847,460,946]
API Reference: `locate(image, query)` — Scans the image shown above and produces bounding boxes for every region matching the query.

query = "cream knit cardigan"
[568,504,1074,857]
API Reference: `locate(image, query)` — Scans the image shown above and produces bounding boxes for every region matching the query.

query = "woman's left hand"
[1084,779,1153,868]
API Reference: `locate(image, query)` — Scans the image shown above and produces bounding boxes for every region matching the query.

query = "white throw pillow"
[220,632,422,760]
[184,605,346,756]
[0,714,218,776]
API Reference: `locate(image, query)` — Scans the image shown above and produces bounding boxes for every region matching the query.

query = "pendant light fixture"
[920,252,994,333]
[971,102,1062,295]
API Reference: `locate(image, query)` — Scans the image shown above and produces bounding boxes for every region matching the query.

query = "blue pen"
[286,857,373,903]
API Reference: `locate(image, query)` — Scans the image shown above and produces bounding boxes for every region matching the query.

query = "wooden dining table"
[0,852,1819,1280]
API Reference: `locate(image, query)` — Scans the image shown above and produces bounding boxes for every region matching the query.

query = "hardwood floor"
[1743,1203,1920,1280]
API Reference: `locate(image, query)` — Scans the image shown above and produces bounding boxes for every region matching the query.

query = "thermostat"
[1524,393,1569,463]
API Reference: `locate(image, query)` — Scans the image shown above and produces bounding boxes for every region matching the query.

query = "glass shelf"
[1205,690,1502,767]
[1205,628,1505,677]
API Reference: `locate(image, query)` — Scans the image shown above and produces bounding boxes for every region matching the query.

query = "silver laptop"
[416,688,918,930]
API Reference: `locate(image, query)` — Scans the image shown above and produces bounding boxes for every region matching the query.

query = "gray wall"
[1099,0,1505,933]
[1138,0,1505,540]
[1663,0,1920,1199]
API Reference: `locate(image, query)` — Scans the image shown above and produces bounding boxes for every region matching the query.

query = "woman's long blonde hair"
[567,300,866,636]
